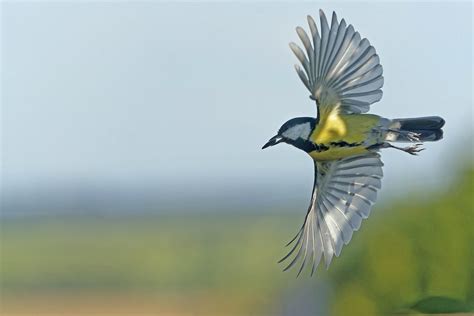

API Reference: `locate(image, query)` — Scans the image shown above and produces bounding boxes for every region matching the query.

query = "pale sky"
[2,2,472,211]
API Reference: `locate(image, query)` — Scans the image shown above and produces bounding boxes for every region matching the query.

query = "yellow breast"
[311,111,348,144]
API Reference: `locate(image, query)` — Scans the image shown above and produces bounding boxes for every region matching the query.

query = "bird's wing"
[279,152,383,275]
[290,10,383,116]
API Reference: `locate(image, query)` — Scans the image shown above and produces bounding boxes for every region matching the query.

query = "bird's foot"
[392,143,425,155]
[384,142,424,155]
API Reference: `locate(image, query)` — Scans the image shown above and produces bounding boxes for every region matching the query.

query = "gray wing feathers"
[280,153,383,275]
[291,10,384,114]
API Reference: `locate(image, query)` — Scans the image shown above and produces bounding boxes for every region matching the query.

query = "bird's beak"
[262,135,283,149]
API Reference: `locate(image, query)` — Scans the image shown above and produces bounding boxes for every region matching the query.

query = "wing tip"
[324,253,333,270]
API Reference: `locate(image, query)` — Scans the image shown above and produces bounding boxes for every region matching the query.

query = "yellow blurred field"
[2,292,275,316]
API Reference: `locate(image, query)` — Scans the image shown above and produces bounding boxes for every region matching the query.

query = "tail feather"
[386,116,445,142]
[395,116,445,130]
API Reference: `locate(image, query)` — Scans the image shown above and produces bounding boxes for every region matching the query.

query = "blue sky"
[2,2,472,210]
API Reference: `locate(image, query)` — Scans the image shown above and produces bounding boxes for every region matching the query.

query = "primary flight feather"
[262,10,445,276]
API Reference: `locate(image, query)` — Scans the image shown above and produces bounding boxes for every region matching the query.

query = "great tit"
[262,10,445,276]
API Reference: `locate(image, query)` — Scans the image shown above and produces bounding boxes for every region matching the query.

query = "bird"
[262,10,445,276]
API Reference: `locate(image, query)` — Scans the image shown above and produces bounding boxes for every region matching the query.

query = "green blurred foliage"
[1,214,297,290]
[329,165,474,315]
[410,296,473,314]
[1,165,473,315]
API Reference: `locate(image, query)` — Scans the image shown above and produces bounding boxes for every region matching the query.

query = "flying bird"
[262,10,445,276]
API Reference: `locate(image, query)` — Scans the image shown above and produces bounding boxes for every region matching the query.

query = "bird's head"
[262,117,316,149]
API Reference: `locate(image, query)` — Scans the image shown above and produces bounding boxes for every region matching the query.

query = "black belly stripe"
[329,141,362,148]
[290,139,363,153]
[289,138,329,153]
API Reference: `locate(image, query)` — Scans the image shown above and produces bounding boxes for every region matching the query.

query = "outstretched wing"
[290,10,384,115]
[279,153,383,275]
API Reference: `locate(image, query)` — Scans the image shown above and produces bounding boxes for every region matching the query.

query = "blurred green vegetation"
[329,165,474,315]
[1,165,473,315]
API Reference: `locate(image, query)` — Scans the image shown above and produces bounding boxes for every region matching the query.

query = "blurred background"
[1,2,473,315]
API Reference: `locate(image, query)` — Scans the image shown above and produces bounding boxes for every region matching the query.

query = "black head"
[262,117,316,150]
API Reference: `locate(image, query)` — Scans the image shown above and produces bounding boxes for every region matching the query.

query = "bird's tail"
[385,116,445,142]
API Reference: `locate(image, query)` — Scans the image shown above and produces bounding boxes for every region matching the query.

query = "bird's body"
[262,10,445,275]
[309,112,382,160]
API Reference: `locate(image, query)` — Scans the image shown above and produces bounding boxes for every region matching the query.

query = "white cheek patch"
[283,123,312,140]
